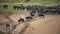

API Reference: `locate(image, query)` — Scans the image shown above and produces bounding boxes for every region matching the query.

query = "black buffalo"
[37,8,44,18]
[38,13,44,18]
[30,10,36,17]
[18,18,25,23]
[26,16,33,21]
[26,6,36,11]
[13,6,17,10]
[3,5,8,9]
[13,6,25,11]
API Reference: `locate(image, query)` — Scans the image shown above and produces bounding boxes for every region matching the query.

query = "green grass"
[0,0,60,3]
[0,3,37,13]
[0,0,60,13]
[0,2,59,13]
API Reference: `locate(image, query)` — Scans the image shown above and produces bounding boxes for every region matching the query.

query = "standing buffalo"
[3,5,8,9]
[37,8,44,18]
[38,13,44,18]
[26,16,33,21]
[18,18,25,23]
[13,6,17,10]
[13,4,25,11]
[26,6,36,11]
[30,10,36,17]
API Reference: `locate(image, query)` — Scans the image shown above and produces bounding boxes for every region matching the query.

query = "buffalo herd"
[4,4,60,24]
[3,4,60,14]
[17,5,60,23]
[3,5,60,16]
[5,4,60,32]
[4,4,60,23]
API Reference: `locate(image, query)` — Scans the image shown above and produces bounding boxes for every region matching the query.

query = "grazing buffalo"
[3,5,8,9]
[19,6,25,11]
[18,18,25,23]
[30,10,36,17]
[13,6,17,10]
[17,6,21,9]
[13,5,25,11]
[26,16,33,21]
[26,6,36,11]
[38,13,44,18]
[26,6,32,11]
[13,6,21,10]
[37,8,44,18]
[20,4,25,11]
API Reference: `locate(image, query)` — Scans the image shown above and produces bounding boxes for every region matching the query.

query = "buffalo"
[26,16,33,21]
[3,5,8,9]
[18,18,25,23]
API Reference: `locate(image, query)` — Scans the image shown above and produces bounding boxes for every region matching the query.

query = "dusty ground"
[24,15,60,34]
[0,12,60,34]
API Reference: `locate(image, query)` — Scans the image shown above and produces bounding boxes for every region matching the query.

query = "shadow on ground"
[0,31,6,34]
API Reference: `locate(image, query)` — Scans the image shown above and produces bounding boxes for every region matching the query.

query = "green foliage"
[0,0,60,12]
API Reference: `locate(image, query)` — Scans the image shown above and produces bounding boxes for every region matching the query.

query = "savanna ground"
[0,11,60,34]
[24,15,60,34]
[0,2,60,34]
